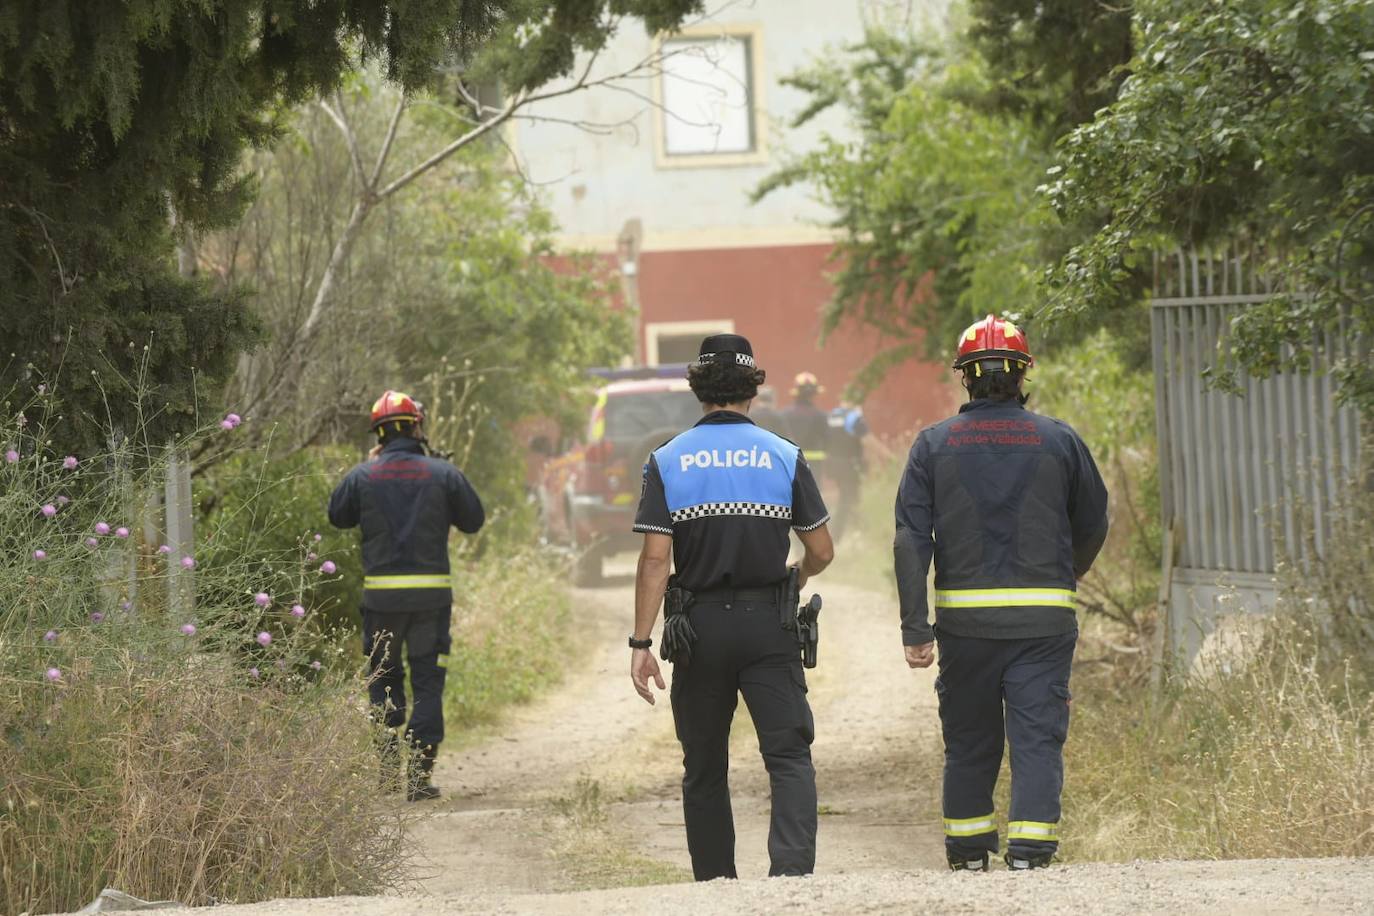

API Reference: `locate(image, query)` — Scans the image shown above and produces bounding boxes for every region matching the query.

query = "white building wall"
[511,0,944,251]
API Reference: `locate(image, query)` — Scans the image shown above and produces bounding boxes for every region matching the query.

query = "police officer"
[894,316,1108,870]
[629,334,834,880]
[826,401,868,540]
[328,390,485,801]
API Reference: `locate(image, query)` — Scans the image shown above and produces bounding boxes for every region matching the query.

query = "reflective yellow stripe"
[934,587,1076,609]
[943,813,997,837]
[802,450,828,461]
[1007,820,1059,841]
[363,575,453,590]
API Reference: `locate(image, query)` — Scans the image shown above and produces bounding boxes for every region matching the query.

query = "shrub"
[0,400,408,914]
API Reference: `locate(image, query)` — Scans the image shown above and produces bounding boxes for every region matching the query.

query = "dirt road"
[155,552,1374,914]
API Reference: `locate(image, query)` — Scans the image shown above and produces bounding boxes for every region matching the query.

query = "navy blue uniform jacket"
[894,399,1108,644]
[328,437,485,613]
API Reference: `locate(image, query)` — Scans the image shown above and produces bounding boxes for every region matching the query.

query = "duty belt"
[690,586,778,606]
[363,574,453,590]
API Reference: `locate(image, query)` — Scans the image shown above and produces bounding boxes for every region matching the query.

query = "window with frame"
[660,34,757,157]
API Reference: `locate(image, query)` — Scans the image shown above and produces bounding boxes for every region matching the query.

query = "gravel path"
[153,858,1374,915]
[141,550,1374,914]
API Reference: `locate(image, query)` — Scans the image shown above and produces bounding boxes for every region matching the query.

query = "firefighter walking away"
[328,390,485,801]
[893,316,1108,871]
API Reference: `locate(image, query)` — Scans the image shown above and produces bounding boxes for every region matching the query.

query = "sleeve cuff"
[902,627,934,646]
[792,514,831,532]
[633,523,673,535]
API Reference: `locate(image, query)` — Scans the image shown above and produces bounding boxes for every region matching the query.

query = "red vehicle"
[536,374,702,583]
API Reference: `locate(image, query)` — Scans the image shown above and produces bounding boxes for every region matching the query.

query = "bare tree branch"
[371,93,407,188]
[319,92,368,188]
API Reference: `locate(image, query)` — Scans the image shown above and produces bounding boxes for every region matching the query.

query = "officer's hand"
[905,642,935,669]
[631,648,666,705]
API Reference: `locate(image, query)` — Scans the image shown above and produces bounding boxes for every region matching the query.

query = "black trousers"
[362,607,451,749]
[935,630,1076,862]
[670,596,817,880]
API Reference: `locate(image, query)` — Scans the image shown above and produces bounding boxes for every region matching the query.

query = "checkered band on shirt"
[670,501,792,523]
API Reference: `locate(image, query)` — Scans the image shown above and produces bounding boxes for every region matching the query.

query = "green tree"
[1043,0,1374,412]
[0,0,700,454]
[205,74,628,535]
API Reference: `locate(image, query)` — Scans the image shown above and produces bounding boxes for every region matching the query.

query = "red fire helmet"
[952,314,1034,371]
[369,390,423,430]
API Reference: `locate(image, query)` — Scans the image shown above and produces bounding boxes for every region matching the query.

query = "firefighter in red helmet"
[893,315,1109,870]
[329,389,485,800]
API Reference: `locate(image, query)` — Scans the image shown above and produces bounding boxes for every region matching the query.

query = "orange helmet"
[369,390,423,431]
[953,314,1033,372]
[791,372,824,397]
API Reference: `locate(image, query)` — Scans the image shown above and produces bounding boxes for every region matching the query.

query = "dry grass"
[0,625,412,913]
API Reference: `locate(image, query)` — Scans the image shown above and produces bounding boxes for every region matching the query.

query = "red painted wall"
[635,243,956,444]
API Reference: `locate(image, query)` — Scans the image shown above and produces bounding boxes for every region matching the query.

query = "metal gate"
[1151,249,1362,664]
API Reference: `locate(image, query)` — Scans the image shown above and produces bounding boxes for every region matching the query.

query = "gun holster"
[783,567,823,669]
[659,576,697,666]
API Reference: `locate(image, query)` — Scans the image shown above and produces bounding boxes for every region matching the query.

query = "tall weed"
[0,398,409,914]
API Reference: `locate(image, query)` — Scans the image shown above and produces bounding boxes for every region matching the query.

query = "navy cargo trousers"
[362,607,451,750]
[935,629,1076,862]
[670,595,817,880]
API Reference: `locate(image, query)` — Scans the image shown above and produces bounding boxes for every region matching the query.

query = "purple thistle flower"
[5,449,18,463]
[180,623,197,636]
[45,667,61,683]
[290,604,305,618]
[180,556,196,569]
[115,527,130,539]
[90,612,104,623]
[63,455,78,470]
[41,504,57,518]
[219,419,235,431]
[95,522,110,536]
[254,592,271,607]
[157,544,171,555]
[320,560,337,575]
[310,660,322,671]
[306,552,318,562]
[120,600,132,610]
[32,549,46,560]
[249,667,260,678]
[43,630,57,642]
[57,495,70,505]
[256,631,272,647]
[85,537,99,548]
[226,413,242,427]
[313,533,323,542]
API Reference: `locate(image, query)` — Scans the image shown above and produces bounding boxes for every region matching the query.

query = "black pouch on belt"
[659,575,697,666]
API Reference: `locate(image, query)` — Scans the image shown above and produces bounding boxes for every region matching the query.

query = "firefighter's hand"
[367,444,383,461]
[905,642,935,669]
[631,648,666,705]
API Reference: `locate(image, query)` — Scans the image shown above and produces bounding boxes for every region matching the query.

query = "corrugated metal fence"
[1151,249,1362,664]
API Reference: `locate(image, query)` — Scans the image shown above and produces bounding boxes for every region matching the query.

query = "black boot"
[948,852,989,872]
[1005,851,1054,870]
[406,743,440,802]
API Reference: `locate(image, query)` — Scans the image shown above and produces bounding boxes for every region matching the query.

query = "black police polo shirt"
[633,411,829,592]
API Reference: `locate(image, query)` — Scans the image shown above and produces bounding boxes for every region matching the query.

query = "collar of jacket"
[694,410,756,427]
[958,398,1026,414]
[380,436,425,454]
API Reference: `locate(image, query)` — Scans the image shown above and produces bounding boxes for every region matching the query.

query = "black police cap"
[696,333,757,368]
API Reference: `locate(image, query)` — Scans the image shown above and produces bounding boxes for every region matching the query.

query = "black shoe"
[405,742,440,802]
[948,853,989,872]
[406,781,442,802]
[1005,852,1053,870]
